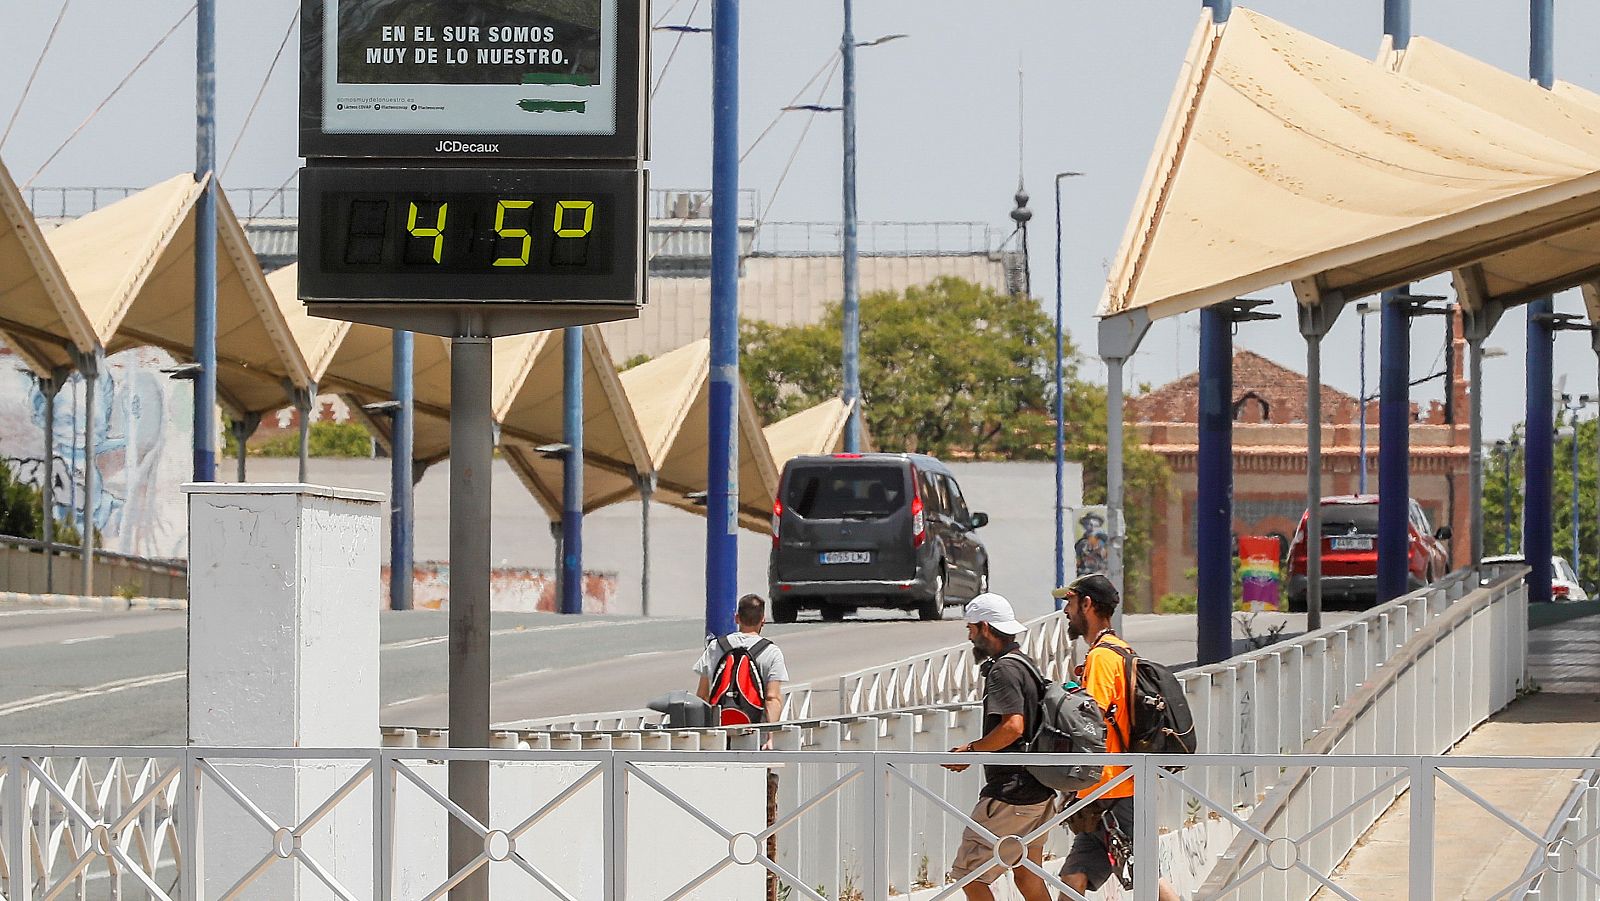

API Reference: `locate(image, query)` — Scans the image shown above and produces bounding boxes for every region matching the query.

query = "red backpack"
[707,636,773,725]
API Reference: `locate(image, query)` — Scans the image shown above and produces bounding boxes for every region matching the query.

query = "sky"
[4,1,1600,439]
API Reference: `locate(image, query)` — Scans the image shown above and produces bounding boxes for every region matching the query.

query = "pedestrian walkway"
[1317,614,1600,899]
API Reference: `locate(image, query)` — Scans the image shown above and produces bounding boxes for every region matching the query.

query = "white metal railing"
[368,567,1527,898]
[4,748,1596,901]
[837,607,1078,715]
[1196,564,1529,899]
[535,565,1490,733]
[1522,764,1600,899]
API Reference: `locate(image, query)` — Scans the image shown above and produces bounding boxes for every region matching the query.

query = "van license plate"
[820,551,872,564]
[1331,537,1373,551]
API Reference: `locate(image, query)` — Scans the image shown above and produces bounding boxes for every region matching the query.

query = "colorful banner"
[1239,535,1281,610]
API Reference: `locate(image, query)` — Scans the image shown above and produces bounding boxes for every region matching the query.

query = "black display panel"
[299,165,641,304]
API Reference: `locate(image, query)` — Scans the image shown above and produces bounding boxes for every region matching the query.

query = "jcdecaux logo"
[435,140,502,153]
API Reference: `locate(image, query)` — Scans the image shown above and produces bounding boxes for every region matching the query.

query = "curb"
[0,592,187,612]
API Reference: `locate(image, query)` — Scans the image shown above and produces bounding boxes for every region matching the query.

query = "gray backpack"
[1003,653,1107,793]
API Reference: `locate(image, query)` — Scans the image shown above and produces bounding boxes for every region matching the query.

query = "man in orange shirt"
[1052,574,1179,901]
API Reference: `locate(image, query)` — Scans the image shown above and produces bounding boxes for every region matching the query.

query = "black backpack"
[1093,639,1196,758]
[1000,653,1107,792]
[706,636,773,725]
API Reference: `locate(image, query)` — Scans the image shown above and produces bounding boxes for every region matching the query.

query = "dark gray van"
[768,453,989,622]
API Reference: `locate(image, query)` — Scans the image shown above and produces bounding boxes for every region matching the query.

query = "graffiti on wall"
[0,344,192,558]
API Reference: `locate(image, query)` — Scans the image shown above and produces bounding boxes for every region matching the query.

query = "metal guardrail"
[0,534,187,600]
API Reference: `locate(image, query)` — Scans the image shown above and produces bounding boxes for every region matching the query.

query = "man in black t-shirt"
[941,594,1058,901]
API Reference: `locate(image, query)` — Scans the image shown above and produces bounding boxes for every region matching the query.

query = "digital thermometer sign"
[298,165,641,305]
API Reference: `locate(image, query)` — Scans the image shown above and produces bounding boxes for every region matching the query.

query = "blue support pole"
[706,0,740,641]
[1203,0,1231,23]
[1526,0,1555,603]
[192,0,217,482]
[391,331,414,611]
[1384,0,1411,49]
[1377,292,1411,602]
[840,0,862,452]
[561,327,584,615]
[1527,306,1555,602]
[1196,307,1233,665]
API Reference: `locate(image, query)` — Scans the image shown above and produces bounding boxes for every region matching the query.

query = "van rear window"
[785,466,905,519]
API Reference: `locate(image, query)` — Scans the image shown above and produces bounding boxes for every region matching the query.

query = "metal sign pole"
[448,322,492,901]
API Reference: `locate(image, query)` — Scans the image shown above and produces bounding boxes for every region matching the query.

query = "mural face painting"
[0,345,191,558]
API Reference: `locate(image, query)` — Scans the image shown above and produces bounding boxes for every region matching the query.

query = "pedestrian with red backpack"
[695,593,789,727]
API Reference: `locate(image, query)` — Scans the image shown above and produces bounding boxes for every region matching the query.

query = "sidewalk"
[1318,614,1600,900]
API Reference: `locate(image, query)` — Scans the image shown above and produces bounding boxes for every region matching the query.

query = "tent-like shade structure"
[46,175,312,415]
[1382,37,1600,312]
[268,263,454,462]
[618,340,780,532]
[0,157,95,374]
[1100,9,1600,322]
[496,328,654,516]
[763,397,854,465]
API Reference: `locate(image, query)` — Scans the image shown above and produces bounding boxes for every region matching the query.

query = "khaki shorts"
[949,796,1061,885]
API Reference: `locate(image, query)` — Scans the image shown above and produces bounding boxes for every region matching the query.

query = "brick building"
[1127,332,1471,607]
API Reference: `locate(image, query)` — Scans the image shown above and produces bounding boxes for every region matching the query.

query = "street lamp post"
[1561,393,1591,577]
[1052,171,1083,599]
[837,11,905,451]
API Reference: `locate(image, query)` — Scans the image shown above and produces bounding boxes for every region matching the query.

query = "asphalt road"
[0,604,1348,746]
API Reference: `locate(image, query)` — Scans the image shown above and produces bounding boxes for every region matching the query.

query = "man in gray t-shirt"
[694,594,788,724]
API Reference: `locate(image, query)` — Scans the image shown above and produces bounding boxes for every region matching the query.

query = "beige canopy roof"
[266,263,455,461]
[1384,38,1600,311]
[46,174,311,415]
[496,328,654,516]
[0,157,96,373]
[1100,8,1600,321]
[764,397,854,466]
[618,340,780,531]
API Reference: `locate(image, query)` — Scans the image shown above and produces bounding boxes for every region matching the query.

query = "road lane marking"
[61,635,111,645]
[380,617,670,651]
[0,671,184,718]
[0,609,91,618]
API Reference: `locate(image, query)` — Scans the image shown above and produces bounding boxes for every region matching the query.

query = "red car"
[1286,495,1452,611]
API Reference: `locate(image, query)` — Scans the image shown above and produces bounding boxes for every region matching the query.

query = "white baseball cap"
[964,593,1027,635]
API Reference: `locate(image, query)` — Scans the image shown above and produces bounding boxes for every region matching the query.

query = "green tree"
[0,458,82,543]
[739,277,1171,605]
[1485,417,1600,589]
[255,421,375,458]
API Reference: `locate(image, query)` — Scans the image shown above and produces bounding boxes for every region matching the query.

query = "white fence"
[459,566,1528,898]
[0,568,1536,899]
[6,749,1599,900]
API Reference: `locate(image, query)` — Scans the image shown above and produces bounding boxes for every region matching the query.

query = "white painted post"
[186,483,383,900]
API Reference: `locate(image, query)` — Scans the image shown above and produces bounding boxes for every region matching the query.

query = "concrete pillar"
[186,483,382,899]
